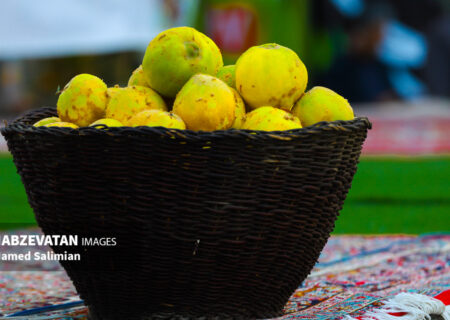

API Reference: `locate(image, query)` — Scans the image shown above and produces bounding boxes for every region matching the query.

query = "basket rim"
[2,106,371,140]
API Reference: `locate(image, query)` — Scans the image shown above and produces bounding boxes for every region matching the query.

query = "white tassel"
[345,293,446,320]
[443,305,450,320]
[390,293,445,315]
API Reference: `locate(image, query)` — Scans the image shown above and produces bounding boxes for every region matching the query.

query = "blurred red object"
[363,117,450,155]
[206,3,259,54]
[360,101,450,155]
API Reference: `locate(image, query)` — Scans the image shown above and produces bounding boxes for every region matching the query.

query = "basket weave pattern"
[2,107,371,319]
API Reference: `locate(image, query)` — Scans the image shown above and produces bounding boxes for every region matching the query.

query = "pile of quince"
[34,27,354,131]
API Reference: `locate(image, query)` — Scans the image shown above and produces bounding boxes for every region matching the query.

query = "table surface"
[0,230,449,319]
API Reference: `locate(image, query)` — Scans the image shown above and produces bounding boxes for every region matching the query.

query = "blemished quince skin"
[44,122,79,129]
[128,65,149,87]
[291,86,354,127]
[231,88,246,129]
[105,86,167,125]
[129,110,186,129]
[241,106,302,131]
[89,118,123,127]
[236,43,308,111]
[217,65,236,89]
[173,74,236,131]
[33,117,61,127]
[57,74,108,127]
[142,27,223,98]
[106,85,121,102]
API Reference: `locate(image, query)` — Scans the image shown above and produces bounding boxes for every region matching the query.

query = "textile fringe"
[346,293,446,320]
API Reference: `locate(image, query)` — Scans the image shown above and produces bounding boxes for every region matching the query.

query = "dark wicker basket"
[2,107,371,320]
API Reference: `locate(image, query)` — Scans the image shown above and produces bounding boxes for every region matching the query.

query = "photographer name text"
[0,235,116,262]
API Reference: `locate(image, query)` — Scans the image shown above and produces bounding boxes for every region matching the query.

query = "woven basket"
[2,107,371,320]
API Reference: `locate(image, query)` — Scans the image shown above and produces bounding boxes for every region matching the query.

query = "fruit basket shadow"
[1,107,371,320]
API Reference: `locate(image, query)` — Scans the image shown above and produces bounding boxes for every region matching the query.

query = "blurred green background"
[1,153,449,234]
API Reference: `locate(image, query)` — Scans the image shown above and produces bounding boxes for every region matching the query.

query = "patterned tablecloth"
[0,231,449,319]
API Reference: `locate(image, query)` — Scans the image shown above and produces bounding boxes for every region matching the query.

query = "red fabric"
[434,289,450,306]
